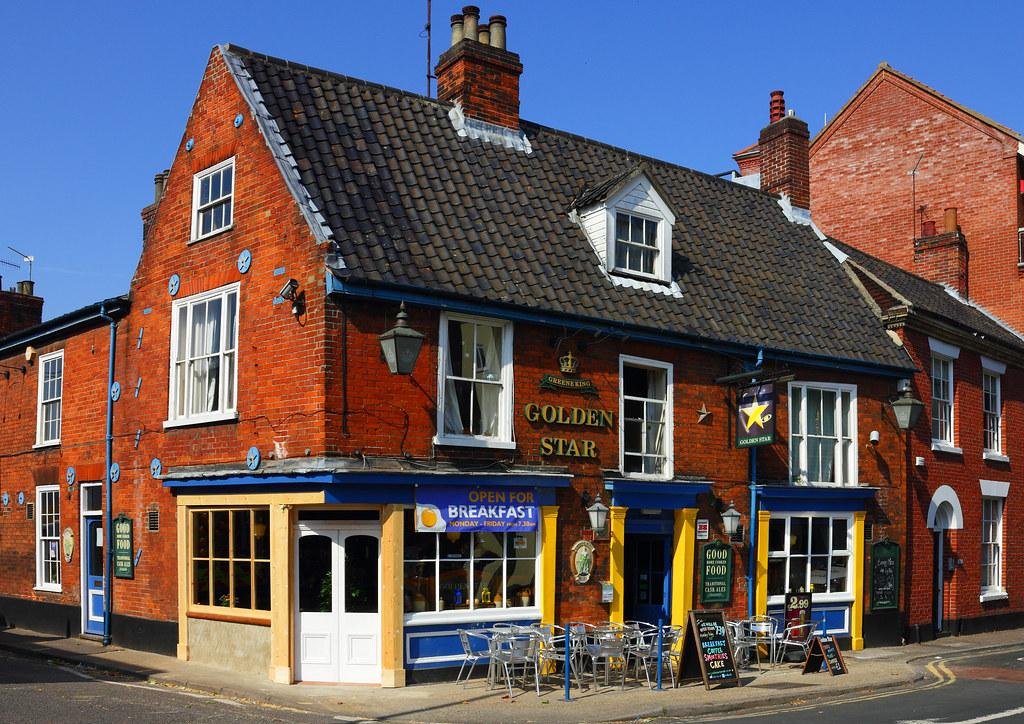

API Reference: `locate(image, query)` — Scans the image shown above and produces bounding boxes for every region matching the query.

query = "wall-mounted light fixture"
[720,500,744,544]
[891,378,924,431]
[378,302,425,375]
[581,491,609,539]
[277,278,304,315]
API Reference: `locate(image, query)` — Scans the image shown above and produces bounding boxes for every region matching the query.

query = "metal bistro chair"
[567,622,598,681]
[746,615,778,668]
[728,619,761,670]
[585,627,629,690]
[533,624,581,693]
[492,631,539,698]
[632,624,681,689]
[775,622,817,664]
[455,629,493,686]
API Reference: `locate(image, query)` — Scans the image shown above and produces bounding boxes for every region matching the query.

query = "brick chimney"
[435,6,522,130]
[142,169,169,242]
[0,283,43,338]
[758,90,811,209]
[914,207,969,297]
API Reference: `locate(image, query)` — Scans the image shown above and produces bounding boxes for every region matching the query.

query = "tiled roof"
[833,241,1024,351]
[225,45,912,372]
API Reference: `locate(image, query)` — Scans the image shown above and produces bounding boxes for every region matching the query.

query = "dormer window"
[572,166,675,285]
[614,213,659,276]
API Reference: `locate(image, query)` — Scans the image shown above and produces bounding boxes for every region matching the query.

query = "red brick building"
[3,8,930,686]
[810,63,1024,329]
[732,70,1024,642]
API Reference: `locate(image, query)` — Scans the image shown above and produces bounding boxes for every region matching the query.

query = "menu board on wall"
[871,540,900,611]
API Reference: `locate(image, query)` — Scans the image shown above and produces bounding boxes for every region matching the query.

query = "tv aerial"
[7,246,33,281]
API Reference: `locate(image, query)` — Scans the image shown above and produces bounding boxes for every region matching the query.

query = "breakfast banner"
[415,487,538,533]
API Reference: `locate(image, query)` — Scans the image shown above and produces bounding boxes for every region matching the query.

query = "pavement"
[2,625,1024,722]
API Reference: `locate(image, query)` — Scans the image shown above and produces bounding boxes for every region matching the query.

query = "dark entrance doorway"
[624,533,671,624]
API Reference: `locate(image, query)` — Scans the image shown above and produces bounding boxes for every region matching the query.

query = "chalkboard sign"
[679,610,739,690]
[871,540,900,611]
[784,591,812,630]
[700,541,733,604]
[801,635,847,676]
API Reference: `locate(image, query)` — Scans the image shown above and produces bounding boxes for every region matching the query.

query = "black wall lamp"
[582,491,609,538]
[378,302,425,375]
[891,378,924,431]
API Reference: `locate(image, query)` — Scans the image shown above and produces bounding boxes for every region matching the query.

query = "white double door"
[295,522,381,683]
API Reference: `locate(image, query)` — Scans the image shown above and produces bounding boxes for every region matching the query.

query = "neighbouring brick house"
[732,76,1024,643]
[810,63,1024,331]
[4,7,932,687]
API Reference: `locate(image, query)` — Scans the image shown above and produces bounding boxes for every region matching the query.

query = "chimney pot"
[477,22,490,45]
[489,15,507,49]
[16,280,34,297]
[449,14,464,46]
[769,89,786,123]
[944,207,958,233]
[462,5,479,41]
[921,220,937,236]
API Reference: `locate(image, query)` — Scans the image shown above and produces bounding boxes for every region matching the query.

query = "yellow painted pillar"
[380,505,406,687]
[268,503,293,683]
[851,511,866,651]
[539,506,558,625]
[671,508,697,627]
[176,501,190,661]
[608,506,627,623]
[755,510,771,615]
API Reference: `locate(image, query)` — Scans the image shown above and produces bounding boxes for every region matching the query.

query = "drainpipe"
[99,303,117,646]
[745,348,764,618]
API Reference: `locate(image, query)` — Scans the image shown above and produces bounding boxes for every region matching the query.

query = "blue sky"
[3,1,1023,320]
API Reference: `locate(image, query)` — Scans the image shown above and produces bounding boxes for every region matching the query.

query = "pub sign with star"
[736,383,775,447]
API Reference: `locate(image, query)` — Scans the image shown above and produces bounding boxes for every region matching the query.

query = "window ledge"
[768,593,853,606]
[980,590,1008,603]
[164,412,239,430]
[189,224,234,245]
[187,608,271,626]
[33,440,60,450]
[433,435,516,450]
[930,440,963,455]
[33,585,62,594]
[619,472,673,483]
[983,451,1010,463]
[404,606,540,627]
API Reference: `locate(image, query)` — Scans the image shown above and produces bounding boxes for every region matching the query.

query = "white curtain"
[443,323,466,434]
[476,325,501,437]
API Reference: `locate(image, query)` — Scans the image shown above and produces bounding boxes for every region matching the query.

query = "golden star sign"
[740,400,770,432]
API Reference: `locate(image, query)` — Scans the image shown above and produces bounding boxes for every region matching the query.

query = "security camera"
[278,278,299,300]
[869,430,880,445]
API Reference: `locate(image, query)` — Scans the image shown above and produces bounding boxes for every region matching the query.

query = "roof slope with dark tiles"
[226,44,912,372]
[833,241,1024,351]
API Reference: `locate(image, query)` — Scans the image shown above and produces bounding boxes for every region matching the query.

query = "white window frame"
[165,283,240,427]
[929,338,961,454]
[980,479,1008,602]
[35,485,61,592]
[599,176,675,284]
[35,350,63,447]
[766,512,854,606]
[982,356,1007,462]
[611,211,662,278]
[434,312,514,449]
[190,157,235,242]
[788,381,857,486]
[619,355,673,480]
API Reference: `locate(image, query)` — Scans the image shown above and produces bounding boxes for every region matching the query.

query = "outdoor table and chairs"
[455,619,687,698]
[775,621,817,664]
[727,616,778,671]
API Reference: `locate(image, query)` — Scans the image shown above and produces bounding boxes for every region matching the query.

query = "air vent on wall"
[147,505,160,532]
[26,503,34,520]
[864,521,874,541]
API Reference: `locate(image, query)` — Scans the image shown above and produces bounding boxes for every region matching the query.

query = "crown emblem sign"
[559,351,580,374]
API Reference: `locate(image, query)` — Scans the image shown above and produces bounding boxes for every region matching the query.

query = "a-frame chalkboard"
[801,635,848,676]
[678,610,739,690]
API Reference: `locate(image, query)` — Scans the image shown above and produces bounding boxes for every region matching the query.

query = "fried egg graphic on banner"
[417,503,447,532]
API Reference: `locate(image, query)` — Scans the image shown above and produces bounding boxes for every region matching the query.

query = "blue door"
[625,534,671,625]
[84,516,104,635]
